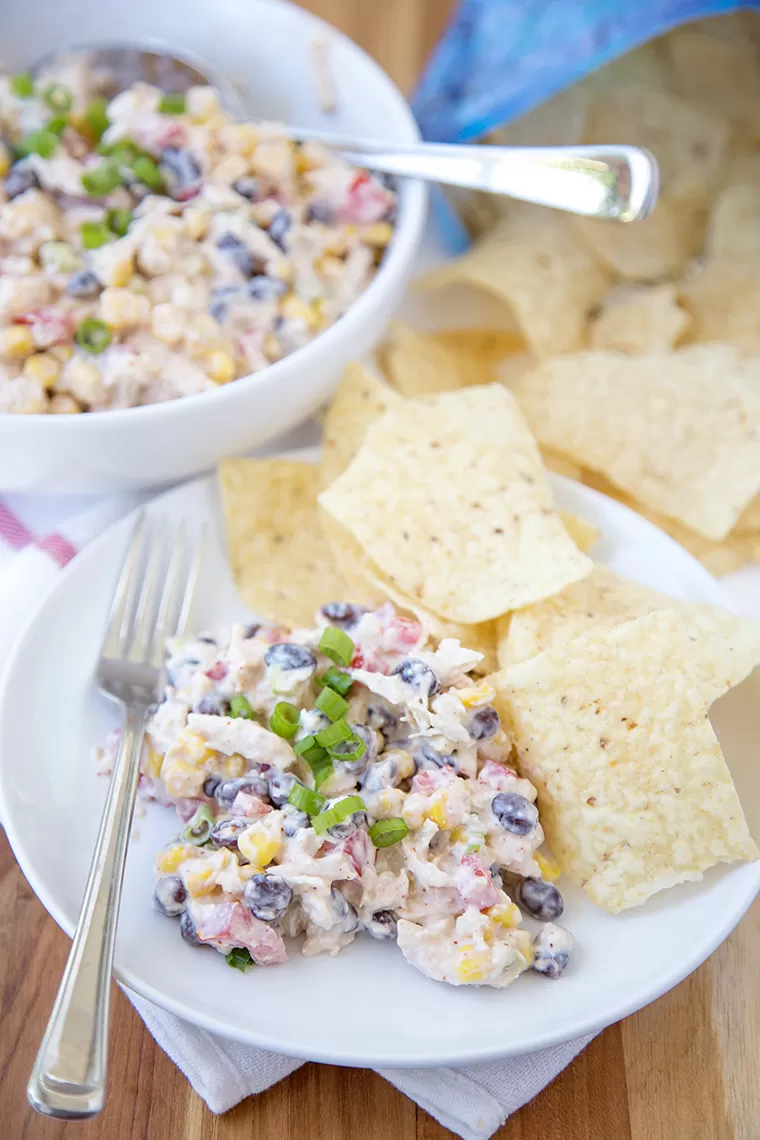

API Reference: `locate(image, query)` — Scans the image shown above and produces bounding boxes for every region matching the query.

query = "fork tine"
[175,523,206,638]
[128,518,167,663]
[101,513,146,659]
[149,520,188,668]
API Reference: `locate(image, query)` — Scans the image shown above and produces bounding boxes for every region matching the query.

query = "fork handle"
[27,704,148,1119]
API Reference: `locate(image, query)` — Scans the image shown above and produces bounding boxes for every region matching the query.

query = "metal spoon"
[31,42,659,222]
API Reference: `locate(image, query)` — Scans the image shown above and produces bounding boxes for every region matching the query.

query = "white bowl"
[1,460,758,1065]
[0,0,427,492]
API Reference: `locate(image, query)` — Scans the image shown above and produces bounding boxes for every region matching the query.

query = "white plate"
[1,463,759,1067]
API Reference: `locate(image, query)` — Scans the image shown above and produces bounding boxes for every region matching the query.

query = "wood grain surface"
[2,3,758,1138]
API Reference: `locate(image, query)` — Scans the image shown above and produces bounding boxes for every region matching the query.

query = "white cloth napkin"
[0,487,597,1139]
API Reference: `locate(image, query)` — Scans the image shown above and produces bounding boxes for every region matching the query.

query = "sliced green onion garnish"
[327,734,366,764]
[75,317,112,354]
[11,73,34,99]
[294,735,332,788]
[226,946,254,972]
[80,221,112,251]
[270,701,300,739]
[315,686,349,722]
[106,207,132,237]
[99,138,140,163]
[182,803,215,844]
[317,666,354,696]
[81,161,121,197]
[294,734,326,763]
[16,129,57,158]
[132,155,164,191]
[369,818,408,848]
[318,627,354,667]
[47,115,68,136]
[315,717,353,749]
[43,82,73,113]
[288,782,326,815]
[312,795,366,835]
[230,694,254,719]
[84,97,110,140]
[159,92,186,115]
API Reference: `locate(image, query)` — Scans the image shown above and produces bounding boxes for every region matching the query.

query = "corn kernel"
[280,294,319,330]
[450,826,468,844]
[150,302,185,346]
[458,681,495,709]
[238,826,281,868]
[514,929,534,965]
[145,746,164,779]
[0,142,11,179]
[219,122,260,156]
[156,844,197,873]
[49,393,81,414]
[1,325,35,360]
[207,349,235,384]
[488,903,522,930]
[316,254,344,278]
[263,333,283,361]
[23,352,61,389]
[60,357,101,405]
[535,852,561,882]
[177,727,211,765]
[454,945,491,983]
[162,757,203,799]
[222,753,247,778]
[50,344,74,364]
[110,255,135,288]
[183,206,209,241]
[359,222,394,247]
[211,154,249,184]
[427,794,450,829]
[184,314,223,359]
[375,787,406,819]
[184,864,217,897]
[99,287,147,330]
[269,256,293,283]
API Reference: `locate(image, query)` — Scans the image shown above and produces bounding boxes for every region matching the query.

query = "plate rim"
[1,462,759,1066]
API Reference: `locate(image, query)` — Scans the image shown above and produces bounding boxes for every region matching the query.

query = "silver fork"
[27,512,204,1120]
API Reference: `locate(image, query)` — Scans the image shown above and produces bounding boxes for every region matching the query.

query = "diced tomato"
[339,172,394,224]
[13,307,73,347]
[230,791,271,818]
[174,797,205,822]
[478,759,519,791]
[342,828,373,876]
[195,901,288,965]
[174,184,200,202]
[453,853,501,910]
[411,765,457,795]
[205,661,228,682]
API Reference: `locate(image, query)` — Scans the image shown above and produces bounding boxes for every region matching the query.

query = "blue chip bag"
[413,0,756,142]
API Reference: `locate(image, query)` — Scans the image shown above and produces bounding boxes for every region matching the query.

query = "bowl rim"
[0,1,427,429]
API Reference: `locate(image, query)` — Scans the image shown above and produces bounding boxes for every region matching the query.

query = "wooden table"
[2,3,758,1137]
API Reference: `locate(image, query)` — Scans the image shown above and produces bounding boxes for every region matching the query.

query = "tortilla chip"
[514,346,760,542]
[560,511,598,554]
[417,207,609,357]
[218,459,356,628]
[496,352,539,390]
[735,495,760,534]
[379,323,494,398]
[666,24,760,141]
[706,183,760,260]
[496,565,760,705]
[319,362,401,488]
[488,83,589,147]
[678,258,760,352]
[540,449,584,482]
[588,284,690,353]
[491,611,758,913]
[572,198,706,283]
[432,327,526,361]
[319,384,592,624]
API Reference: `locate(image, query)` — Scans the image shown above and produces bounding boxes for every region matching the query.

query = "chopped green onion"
[75,316,112,354]
[315,686,349,722]
[270,701,300,739]
[47,115,68,136]
[318,627,354,667]
[288,782,326,815]
[99,138,140,163]
[312,795,366,835]
[226,946,254,972]
[11,73,34,99]
[132,155,164,191]
[230,694,254,719]
[182,803,215,844]
[106,207,132,237]
[294,735,332,789]
[316,667,354,696]
[294,734,326,764]
[327,734,366,764]
[16,129,57,158]
[80,221,112,251]
[159,92,186,115]
[84,98,110,140]
[81,161,121,197]
[369,818,409,848]
[43,82,73,113]
[315,717,353,749]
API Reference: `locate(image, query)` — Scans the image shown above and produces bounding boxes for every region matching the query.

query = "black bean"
[533,950,569,979]
[413,740,448,771]
[365,909,398,940]
[4,162,39,199]
[267,208,291,250]
[517,879,564,921]
[233,176,261,200]
[330,886,359,932]
[214,775,268,809]
[468,706,500,741]
[179,909,200,945]
[263,643,316,672]
[489,864,504,890]
[282,804,309,836]
[209,817,250,849]
[154,874,187,917]
[216,232,262,278]
[244,624,263,639]
[390,658,440,697]
[162,146,202,194]
[491,792,538,835]
[194,696,229,716]
[320,797,366,839]
[243,873,293,921]
[197,635,217,645]
[65,269,103,298]
[360,756,398,793]
[203,775,221,798]
[209,284,242,322]
[248,275,288,301]
[319,602,367,629]
[267,770,296,808]
[305,201,334,224]
[366,703,397,738]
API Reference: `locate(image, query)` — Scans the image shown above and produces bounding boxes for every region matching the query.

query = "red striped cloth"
[0,499,77,568]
